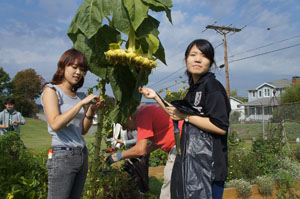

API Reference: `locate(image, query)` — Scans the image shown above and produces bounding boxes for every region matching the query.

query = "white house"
[240,76,299,121]
[230,97,245,121]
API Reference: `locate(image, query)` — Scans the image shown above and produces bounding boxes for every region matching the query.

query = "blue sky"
[0,0,300,101]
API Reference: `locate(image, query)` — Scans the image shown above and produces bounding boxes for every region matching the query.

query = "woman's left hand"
[166,106,185,121]
[90,99,105,112]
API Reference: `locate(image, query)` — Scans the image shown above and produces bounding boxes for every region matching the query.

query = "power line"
[229,43,300,63]
[149,66,185,88]
[228,34,300,58]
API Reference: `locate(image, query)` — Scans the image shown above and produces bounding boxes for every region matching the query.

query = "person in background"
[41,48,104,199]
[139,39,231,199]
[106,104,183,199]
[0,98,26,135]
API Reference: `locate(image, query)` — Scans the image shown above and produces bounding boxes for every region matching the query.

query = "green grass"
[231,122,300,141]
[19,117,101,151]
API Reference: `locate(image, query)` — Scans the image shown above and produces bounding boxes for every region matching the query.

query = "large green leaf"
[135,15,160,38]
[142,0,172,24]
[124,0,149,31]
[71,0,113,39]
[108,65,150,123]
[145,34,159,55]
[112,0,131,34]
[68,24,121,79]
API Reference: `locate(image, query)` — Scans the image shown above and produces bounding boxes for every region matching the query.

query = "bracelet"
[85,114,94,120]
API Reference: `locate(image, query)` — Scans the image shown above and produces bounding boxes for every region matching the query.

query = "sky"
[0,0,300,102]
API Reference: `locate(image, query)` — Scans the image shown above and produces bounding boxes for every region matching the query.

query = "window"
[252,92,255,97]
[264,88,270,97]
[259,91,262,97]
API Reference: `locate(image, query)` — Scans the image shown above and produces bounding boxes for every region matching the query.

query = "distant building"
[240,76,299,121]
[230,97,245,121]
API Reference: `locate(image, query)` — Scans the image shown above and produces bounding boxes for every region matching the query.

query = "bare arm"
[42,87,101,132]
[138,87,172,115]
[166,106,226,135]
[120,139,148,159]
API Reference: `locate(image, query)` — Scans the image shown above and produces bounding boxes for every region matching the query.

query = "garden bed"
[149,167,300,198]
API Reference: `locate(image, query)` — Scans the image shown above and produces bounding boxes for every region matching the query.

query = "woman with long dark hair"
[42,48,103,199]
[139,39,231,199]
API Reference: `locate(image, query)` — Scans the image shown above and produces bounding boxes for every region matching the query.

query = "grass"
[19,117,104,151]
[231,121,300,141]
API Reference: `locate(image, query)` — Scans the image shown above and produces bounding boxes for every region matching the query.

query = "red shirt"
[136,104,183,153]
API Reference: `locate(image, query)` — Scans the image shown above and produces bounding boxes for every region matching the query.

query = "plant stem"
[90,79,106,199]
[128,27,135,52]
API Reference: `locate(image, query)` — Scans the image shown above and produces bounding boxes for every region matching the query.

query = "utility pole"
[205,25,242,98]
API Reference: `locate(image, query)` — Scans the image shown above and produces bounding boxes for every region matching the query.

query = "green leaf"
[154,40,166,65]
[136,15,160,38]
[68,24,122,79]
[108,66,150,123]
[124,0,149,31]
[142,0,172,24]
[71,0,113,39]
[112,0,131,34]
[145,34,159,55]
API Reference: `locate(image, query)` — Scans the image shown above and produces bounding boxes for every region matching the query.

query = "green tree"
[231,89,247,102]
[11,68,44,117]
[280,82,300,103]
[0,67,12,110]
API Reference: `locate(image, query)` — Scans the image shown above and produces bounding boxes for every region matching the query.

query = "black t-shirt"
[184,72,231,181]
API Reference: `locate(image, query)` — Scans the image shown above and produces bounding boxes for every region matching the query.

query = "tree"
[0,67,12,110]
[280,83,300,103]
[231,89,247,102]
[11,68,44,117]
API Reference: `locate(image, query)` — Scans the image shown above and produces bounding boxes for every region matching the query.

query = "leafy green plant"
[226,179,252,199]
[227,149,262,181]
[0,132,48,199]
[149,149,168,167]
[255,175,274,196]
[68,1,173,196]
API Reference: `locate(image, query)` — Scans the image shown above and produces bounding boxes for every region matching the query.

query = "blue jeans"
[46,146,88,199]
[212,181,225,199]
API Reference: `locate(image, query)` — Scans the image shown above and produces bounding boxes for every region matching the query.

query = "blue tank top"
[41,83,86,148]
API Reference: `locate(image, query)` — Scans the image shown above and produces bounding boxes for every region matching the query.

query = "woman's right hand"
[81,94,100,105]
[138,87,157,99]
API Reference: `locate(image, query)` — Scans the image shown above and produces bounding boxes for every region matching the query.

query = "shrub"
[230,111,241,124]
[228,149,262,181]
[149,149,168,167]
[226,179,252,199]
[255,175,274,196]
[0,132,48,199]
[268,158,300,199]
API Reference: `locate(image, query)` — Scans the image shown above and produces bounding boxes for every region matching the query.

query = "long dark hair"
[184,39,216,86]
[43,48,88,92]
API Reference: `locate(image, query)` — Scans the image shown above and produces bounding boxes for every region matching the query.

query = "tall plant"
[67,0,173,197]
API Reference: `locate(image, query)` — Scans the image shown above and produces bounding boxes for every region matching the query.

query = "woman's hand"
[81,94,100,106]
[166,106,186,121]
[139,87,157,99]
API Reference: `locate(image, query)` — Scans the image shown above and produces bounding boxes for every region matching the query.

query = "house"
[241,76,299,121]
[230,97,245,121]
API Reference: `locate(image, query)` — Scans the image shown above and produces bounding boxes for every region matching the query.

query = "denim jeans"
[46,146,88,199]
[212,181,225,199]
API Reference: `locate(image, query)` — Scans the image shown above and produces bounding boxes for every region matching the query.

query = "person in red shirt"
[107,104,183,199]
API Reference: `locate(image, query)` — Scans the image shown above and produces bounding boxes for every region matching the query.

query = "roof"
[248,79,292,91]
[240,97,280,106]
[268,79,291,88]
[230,96,243,104]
